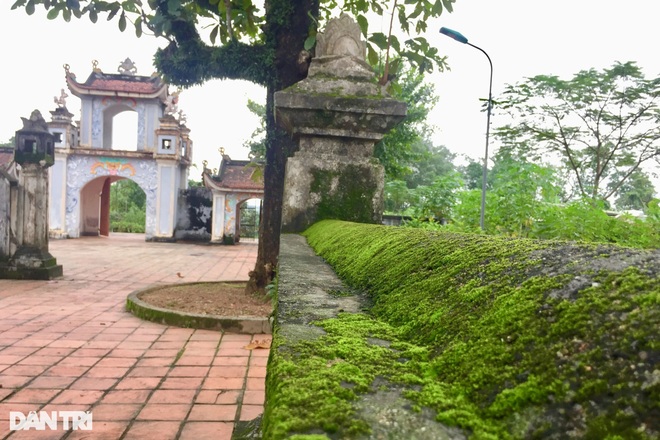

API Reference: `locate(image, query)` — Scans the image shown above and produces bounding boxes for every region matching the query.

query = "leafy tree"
[411,171,463,221]
[495,61,660,204]
[383,179,411,214]
[243,99,266,161]
[0,137,15,149]
[110,179,146,232]
[607,169,657,211]
[460,159,483,190]
[404,143,456,188]
[375,65,439,180]
[13,0,457,292]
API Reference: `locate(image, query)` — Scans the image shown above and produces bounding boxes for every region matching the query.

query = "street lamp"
[439,27,493,231]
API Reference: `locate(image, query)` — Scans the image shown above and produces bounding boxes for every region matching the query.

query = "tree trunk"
[245,0,318,294]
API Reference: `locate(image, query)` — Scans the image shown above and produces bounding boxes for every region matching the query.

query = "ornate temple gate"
[47,59,192,240]
[202,154,264,244]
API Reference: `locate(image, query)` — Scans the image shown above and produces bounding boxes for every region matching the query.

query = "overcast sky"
[1,0,659,184]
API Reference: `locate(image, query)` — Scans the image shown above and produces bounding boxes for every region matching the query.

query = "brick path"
[0,234,267,439]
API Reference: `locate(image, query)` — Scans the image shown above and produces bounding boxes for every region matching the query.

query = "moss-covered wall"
[311,164,381,225]
[264,220,659,439]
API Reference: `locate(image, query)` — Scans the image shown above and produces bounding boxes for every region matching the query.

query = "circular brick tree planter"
[126,283,272,334]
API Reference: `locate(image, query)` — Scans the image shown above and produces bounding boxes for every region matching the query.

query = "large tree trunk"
[246,0,319,293]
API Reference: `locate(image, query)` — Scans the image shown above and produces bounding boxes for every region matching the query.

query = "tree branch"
[155,39,271,86]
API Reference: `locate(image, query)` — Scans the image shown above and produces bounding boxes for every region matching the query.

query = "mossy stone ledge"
[263,220,659,439]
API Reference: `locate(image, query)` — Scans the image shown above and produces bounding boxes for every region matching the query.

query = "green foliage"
[608,169,657,211]
[0,137,15,149]
[298,220,660,439]
[402,151,660,248]
[243,99,266,161]
[460,158,484,190]
[383,179,410,214]
[382,144,458,218]
[375,65,439,180]
[14,0,455,81]
[495,61,660,203]
[404,144,456,189]
[410,171,463,221]
[109,179,146,233]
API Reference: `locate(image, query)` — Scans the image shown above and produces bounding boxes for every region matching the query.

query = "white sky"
[1,0,659,186]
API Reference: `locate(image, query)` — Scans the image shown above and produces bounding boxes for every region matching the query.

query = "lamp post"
[439,27,492,231]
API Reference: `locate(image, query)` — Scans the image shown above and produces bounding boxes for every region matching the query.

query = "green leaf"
[66,0,80,10]
[119,11,127,32]
[122,0,139,13]
[62,7,71,22]
[304,35,316,51]
[11,0,27,11]
[135,16,142,37]
[431,0,443,16]
[89,8,98,23]
[167,0,179,14]
[25,0,35,15]
[369,32,388,51]
[442,0,454,14]
[389,35,400,52]
[367,45,379,67]
[108,6,120,21]
[47,7,60,19]
[356,14,368,36]
[209,24,218,44]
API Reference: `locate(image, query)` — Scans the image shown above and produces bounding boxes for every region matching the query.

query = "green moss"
[264,220,660,439]
[310,165,380,224]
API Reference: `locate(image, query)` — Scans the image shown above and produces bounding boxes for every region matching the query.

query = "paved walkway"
[0,234,266,439]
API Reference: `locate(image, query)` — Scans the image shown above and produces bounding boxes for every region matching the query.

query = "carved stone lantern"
[0,110,62,279]
[15,110,56,167]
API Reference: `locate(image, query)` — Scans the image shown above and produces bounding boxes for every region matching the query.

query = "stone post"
[275,14,406,232]
[0,110,63,279]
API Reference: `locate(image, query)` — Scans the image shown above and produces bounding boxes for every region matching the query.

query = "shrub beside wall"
[265,220,659,439]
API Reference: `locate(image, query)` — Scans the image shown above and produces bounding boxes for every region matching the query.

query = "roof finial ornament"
[164,89,180,115]
[177,110,187,125]
[118,57,138,75]
[54,89,68,108]
[63,64,70,74]
[92,59,101,72]
[219,147,226,155]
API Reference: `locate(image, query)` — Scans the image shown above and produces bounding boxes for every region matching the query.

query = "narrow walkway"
[0,234,265,439]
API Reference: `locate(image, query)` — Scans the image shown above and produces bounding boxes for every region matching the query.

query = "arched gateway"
[47,59,192,240]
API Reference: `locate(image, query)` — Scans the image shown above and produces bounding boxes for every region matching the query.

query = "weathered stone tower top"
[275,15,407,232]
[275,14,406,143]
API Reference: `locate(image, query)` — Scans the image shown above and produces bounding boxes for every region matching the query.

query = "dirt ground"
[138,282,273,317]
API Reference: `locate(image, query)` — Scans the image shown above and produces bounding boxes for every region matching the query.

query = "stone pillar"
[275,15,406,233]
[0,110,62,279]
[48,104,76,238]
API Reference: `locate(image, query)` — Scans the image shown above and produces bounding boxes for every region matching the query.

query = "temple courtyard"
[0,233,266,439]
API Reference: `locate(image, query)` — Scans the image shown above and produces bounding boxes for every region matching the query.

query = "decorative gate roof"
[65,59,168,99]
[203,154,264,192]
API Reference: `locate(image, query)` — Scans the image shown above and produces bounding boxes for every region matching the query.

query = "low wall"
[264,220,659,439]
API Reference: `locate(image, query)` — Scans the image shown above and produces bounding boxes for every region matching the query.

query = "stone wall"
[0,172,12,259]
[264,221,660,439]
[174,187,212,241]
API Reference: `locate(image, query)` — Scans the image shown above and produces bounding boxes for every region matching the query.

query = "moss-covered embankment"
[264,220,659,439]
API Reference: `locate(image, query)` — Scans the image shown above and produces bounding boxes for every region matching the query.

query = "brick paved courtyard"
[0,233,266,439]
